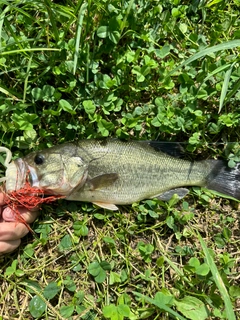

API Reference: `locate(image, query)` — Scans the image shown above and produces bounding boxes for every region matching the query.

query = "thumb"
[0,193,5,206]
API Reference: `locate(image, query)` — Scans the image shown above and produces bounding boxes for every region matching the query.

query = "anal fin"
[157,188,189,201]
[93,201,119,211]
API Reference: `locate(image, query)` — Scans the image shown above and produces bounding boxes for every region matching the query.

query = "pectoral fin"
[93,201,119,211]
[88,173,119,190]
[157,188,189,201]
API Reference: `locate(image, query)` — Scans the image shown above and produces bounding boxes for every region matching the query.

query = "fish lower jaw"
[44,184,79,196]
[5,161,25,192]
[5,160,39,193]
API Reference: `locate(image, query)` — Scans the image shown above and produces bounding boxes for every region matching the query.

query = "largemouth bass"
[3,139,240,210]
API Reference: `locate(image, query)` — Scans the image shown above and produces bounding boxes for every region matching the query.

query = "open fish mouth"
[5,159,38,192]
[0,147,21,192]
[0,146,75,213]
[0,146,38,193]
[5,161,24,192]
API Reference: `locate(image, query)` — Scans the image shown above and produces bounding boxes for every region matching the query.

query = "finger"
[0,193,5,205]
[2,207,39,223]
[0,239,21,255]
[0,221,30,241]
[21,208,40,224]
[0,239,21,254]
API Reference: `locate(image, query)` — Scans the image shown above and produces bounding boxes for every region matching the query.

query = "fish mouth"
[5,159,39,192]
[5,158,88,196]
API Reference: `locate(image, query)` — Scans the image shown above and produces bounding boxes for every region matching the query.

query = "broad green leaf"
[103,305,118,319]
[73,221,89,236]
[172,7,181,17]
[168,193,181,207]
[109,30,120,44]
[59,99,76,114]
[132,66,145,82]
[154,292,174,307]
[83,100,96,114]
[29,296,46,318]
[22,280,42,294]
[88,261,110,283]
[174,296,208,320]
[189,132,200,145]
[188,257,200,268]
[43,282,61,300]
[98,123,109,136]
[97,26,108,38]
[5,260,18,276]
[15,269,25,277]
[228,159,236,168]
[179,23,188,34]
[229,286,240,298]
[58,235,73,251]
[117,304,131,316]
[42,85,56,101]
[93,213,106,220]
[110,271,121,285]
[11,113,39,130]
[88,261,101,277]
[23,129,37,142]
[95,268,107,283]
[60,305,75,318]
[133,291,187,320]
[5,266,16,276]
[76,224,88,236]
[64,278,76,292]
[103,237,116,246]
[195,263,210,276]
[166,216,175,230]
[155,45,170,58]
[117,293,131,306]
[151,117,161,127]
[31,87,43,100]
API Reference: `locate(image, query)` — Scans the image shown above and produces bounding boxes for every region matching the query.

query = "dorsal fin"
[144,141,186,158]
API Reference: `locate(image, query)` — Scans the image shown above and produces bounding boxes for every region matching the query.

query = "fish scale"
[6,139,240,211]
[67,140,210,204]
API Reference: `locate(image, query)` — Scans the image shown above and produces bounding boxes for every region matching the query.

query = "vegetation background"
[0,0,240,319]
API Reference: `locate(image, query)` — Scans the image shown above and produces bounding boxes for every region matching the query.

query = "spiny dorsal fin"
[146,141,185,158]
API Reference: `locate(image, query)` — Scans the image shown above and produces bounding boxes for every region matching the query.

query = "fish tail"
[206,160,240,200]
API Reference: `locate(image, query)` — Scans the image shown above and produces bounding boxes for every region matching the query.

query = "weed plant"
[0,0,240,319]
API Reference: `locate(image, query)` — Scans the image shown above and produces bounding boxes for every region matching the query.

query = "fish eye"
[34,154,45,165]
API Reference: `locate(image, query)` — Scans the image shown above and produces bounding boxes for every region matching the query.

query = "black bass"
[2,140,240,210]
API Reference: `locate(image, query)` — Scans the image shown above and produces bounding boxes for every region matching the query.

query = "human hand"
[0,193,39,254]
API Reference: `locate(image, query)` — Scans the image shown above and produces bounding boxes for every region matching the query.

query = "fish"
[3,139,240,211]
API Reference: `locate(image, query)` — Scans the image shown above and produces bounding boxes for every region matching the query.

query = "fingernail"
[2,207,15,221]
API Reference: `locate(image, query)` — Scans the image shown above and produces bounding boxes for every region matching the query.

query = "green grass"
[0,0,240,319]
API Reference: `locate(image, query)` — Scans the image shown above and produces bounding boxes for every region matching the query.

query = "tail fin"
[206,160,240,200]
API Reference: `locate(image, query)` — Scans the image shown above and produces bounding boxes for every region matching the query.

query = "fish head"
[6,144,88,195]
